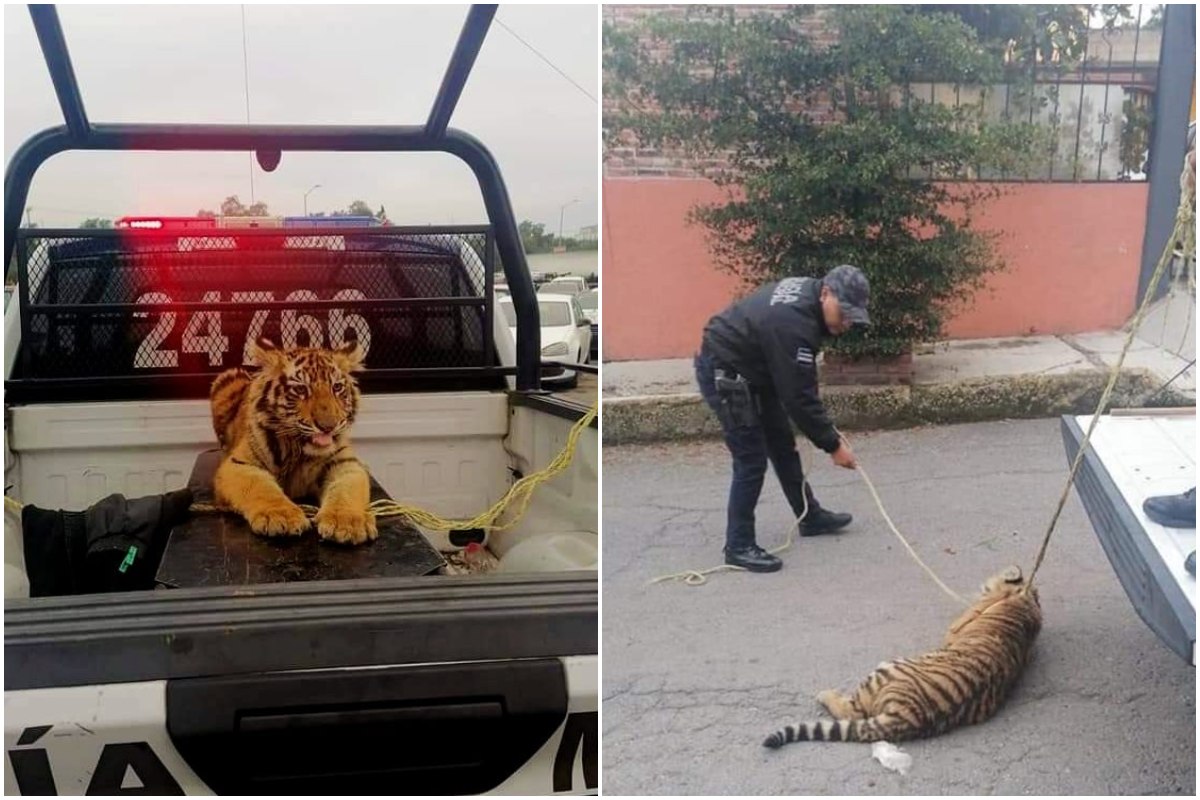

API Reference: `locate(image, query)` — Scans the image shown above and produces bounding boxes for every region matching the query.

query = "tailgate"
[5,575,597,794]
[1061,413,1196,665]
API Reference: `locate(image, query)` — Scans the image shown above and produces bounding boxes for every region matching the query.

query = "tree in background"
[195,209,217,218]
[334,200,375,217]
[606,5,1076,357]
[218,196,271,217]
[916,5,1133,71]
[79,218,113,229]
[1142,4,1165,30]
[519,220,553,254]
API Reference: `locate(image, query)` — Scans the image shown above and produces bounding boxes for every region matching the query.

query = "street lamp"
[559,198,579,242]
[303,184,321,216]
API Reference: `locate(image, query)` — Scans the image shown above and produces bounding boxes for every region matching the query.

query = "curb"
[601,368,1188,445]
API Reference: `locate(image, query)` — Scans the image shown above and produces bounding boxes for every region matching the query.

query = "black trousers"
[694,348,820,550]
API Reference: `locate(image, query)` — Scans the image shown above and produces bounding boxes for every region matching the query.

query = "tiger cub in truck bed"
[763,565,1041,747]
[209,338,376,545]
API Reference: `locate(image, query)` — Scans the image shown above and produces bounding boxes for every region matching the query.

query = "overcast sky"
[4,4,598,233]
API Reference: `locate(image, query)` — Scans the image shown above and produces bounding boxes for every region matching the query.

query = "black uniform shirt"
[702,277,841,453]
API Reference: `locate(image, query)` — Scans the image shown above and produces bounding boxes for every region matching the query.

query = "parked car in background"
[578,288,598,363]
[538,275,588,296]
[499,293,592,387]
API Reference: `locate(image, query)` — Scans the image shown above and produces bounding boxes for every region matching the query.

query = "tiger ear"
[333,339,366,373]
[252,337,284,370]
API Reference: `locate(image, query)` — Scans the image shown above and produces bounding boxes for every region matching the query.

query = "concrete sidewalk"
[603,323,1195,443]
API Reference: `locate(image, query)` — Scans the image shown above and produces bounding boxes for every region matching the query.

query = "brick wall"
[603,4,837,179]
[823,352,915,386]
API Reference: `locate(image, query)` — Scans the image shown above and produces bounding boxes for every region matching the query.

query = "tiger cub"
[763,565,1041,747]
[209,338,377,545]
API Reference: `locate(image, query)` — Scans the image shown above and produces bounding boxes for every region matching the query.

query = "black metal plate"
[155,450,445,589]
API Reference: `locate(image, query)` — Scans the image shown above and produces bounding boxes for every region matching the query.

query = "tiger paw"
[314,504,378,545]
[816,690,847,716]
[247,502,310,537]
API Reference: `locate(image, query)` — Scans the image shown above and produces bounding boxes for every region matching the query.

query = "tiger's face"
[253,339,364,454]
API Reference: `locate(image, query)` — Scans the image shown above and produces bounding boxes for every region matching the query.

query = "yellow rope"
[4,495,22,517]
[854,459,968,605]
[648,481,809,587]
[649,436,968,604]
[7,402,599,535]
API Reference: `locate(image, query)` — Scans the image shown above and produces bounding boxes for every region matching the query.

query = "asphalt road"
[602,419,1196,795]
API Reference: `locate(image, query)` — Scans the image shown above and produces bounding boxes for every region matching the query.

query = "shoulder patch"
[770,277,811,306]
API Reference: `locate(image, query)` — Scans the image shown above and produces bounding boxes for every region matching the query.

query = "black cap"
[823,264,870,326]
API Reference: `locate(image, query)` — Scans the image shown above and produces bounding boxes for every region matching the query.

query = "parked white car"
[538,276,588,296]
[578,288,598,363]
[499,293,592,388]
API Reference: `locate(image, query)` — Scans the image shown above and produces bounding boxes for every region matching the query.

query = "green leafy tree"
[79,218,113,228]
[605,5,1055,356]
[519,220,554,254]
[1119,97,1153,177]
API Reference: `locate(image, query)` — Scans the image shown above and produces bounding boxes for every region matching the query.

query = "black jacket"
[702,277,841,453]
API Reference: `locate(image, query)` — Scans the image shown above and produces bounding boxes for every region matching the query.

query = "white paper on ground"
[871,741,913,775]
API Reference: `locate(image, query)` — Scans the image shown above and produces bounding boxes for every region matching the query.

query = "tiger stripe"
[762,568,1041,749]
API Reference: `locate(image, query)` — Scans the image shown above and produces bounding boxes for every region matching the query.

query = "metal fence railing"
[913,7,1164,183]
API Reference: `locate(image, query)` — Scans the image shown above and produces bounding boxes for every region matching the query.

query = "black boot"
[725,545,783,573]
[1143,488,1196,528]
[800,508,852,537]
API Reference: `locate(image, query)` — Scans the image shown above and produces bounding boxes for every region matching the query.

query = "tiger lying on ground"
[763,565,1041,747]
[210,338,377,545]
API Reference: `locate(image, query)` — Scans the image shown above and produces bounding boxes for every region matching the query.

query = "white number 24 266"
[132,289,371,369]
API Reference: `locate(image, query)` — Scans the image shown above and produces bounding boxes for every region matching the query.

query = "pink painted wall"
[602,179,1148,361]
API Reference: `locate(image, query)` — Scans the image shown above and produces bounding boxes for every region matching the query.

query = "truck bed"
[5,391,598,594]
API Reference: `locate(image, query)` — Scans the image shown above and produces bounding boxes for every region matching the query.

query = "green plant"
[605,6,1058,357]
[1119,96,1152,178]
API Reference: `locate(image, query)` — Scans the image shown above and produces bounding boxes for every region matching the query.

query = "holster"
[714,368,758,427]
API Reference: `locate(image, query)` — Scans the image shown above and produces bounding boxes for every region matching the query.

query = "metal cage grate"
[10,225,499,398]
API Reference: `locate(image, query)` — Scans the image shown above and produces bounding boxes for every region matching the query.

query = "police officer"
[694,264,871,573]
